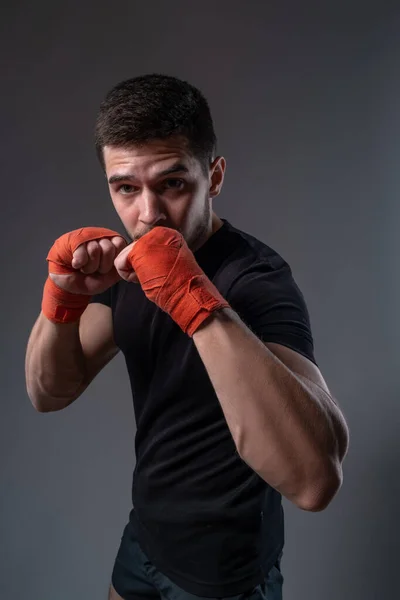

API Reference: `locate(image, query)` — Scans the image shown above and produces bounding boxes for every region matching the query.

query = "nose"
[137,188,167,227]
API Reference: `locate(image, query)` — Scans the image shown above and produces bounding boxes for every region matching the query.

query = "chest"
[112,283,227,437]
[113,283,215,400]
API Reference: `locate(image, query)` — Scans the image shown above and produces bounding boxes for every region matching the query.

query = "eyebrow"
[108,163,189,185]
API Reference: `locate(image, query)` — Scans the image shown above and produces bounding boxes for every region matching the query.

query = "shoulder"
[221,221,296,298]
[220,222,316,364]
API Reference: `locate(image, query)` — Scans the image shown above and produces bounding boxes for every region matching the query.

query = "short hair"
[95,74,217,173]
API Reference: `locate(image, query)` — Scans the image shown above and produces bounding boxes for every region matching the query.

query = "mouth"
[133,224,182,242]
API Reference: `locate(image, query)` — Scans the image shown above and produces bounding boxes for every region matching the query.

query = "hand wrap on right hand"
[42,227,120,324]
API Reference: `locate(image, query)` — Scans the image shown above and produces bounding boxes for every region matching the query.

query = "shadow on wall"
[339,430,399,599]
[282,421,398,600]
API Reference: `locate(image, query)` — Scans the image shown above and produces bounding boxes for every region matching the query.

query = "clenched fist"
[113,226,230,337]
[42,227,127,323]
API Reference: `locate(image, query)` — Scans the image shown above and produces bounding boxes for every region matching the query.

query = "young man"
[25,74,349,600]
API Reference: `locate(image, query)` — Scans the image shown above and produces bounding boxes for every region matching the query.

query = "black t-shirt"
[90,219,316,597]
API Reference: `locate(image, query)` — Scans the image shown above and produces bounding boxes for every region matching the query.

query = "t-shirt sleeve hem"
[259,335,318,367]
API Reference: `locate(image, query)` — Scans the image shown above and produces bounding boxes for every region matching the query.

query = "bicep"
[79,302,119,388]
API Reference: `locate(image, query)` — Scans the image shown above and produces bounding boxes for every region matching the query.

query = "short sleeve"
[226,259,317,366]
[88,286,112,307]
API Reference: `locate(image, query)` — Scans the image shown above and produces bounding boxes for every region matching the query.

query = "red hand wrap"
[127,227,230,336]
[42,227,120,324]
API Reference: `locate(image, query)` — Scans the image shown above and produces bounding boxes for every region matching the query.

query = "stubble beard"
[128,199,212,252]
[185,200,211,252]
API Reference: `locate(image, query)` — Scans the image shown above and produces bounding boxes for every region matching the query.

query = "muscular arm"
[25,303,118,412]
[193,308,349,512]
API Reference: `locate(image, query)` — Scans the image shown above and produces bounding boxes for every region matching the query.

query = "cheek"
[111,195,138,221]
[176,191,209,231]
[184,181,208,208]
[187,187,209,216]
[171,195,200,223]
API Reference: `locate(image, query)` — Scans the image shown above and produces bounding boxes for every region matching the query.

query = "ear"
[209,156,226,198]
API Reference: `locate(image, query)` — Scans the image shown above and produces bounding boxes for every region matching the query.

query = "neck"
[211,212,223,234]
[191,212,223,253]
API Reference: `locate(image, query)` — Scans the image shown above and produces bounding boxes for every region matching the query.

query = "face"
[103,137,226,251]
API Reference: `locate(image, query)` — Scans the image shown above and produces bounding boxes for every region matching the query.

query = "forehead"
[103,138,201,176]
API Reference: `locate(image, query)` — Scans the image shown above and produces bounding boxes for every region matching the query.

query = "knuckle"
[99,238,113,253]
[74,243,86,255]
[112,236,126,248]
[87,240,100,254]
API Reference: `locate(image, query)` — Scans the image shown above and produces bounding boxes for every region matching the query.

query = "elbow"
[295,462,343,512]
[31,399,48,413]
[26,387,75,413]
[26,385,47,412]
[25,370,86,413]
[28,392,57,413]
[31,399,57,413]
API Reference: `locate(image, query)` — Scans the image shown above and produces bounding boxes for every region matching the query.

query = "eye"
[163,178,185,190]
[118,184,136,194]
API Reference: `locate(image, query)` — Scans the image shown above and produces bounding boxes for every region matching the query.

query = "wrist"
[41,276,91,324]
[183,276,230,337]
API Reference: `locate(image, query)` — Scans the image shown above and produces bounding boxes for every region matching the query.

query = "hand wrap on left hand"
[127,227,230,336]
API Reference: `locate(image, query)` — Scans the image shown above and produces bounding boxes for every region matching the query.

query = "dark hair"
[95,74,217,173]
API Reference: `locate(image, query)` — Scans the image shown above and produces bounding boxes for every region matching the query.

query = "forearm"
[193,308,342,510]
[25,312,86,412]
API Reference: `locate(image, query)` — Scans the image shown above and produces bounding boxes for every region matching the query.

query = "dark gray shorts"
[112,520,283,600]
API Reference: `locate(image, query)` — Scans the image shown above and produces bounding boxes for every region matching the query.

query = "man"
[25,74,349,600]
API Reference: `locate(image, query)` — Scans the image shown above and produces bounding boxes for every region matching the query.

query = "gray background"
[1,1,398,598]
